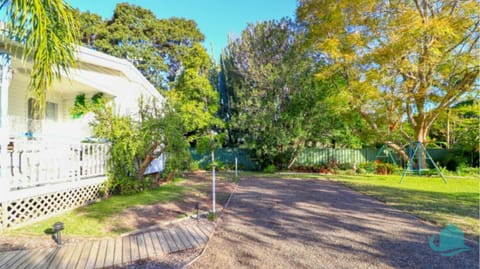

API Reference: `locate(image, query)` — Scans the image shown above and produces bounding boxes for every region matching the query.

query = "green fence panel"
[426,149,449,162]
[190,148,258,171]
[294,148,378,165]
[294,147,449,167]
[191,147,449,170]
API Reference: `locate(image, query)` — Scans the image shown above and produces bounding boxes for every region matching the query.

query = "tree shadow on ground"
[206,176,479,269]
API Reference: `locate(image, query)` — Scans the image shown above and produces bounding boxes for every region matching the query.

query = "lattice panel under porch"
[1,183,104,230]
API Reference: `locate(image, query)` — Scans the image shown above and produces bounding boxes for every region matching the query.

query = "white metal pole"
[211,147,216,214]
[212,166,216,213]
[235,157,238,177]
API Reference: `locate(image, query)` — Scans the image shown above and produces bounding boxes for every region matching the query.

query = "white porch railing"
[1,140,109,191]
[0,140,109,230]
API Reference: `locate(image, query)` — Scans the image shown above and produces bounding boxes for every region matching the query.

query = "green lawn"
[9,171,478,240]
[321,174,479,238]
[8,178,187,237]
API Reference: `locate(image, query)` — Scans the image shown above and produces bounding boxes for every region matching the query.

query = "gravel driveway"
[190,176,479,269]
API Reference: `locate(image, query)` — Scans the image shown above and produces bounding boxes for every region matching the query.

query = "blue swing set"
[400,142,447,184]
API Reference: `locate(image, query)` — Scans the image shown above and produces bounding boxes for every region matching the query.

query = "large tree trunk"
[358,108,410,163]
[136,142,159,181]
[415,124,428,145]
[414,124,429,170]
[385,141,409,163]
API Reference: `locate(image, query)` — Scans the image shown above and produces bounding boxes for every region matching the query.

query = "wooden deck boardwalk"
[0,220,215,269]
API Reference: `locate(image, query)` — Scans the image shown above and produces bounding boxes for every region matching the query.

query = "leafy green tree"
[166,43,222,143]
[85,97,189,194]
[74,4,221,170]
[221,18,361,167]
[91,103,140,193]
[430,99,479,167]
[135,98,191,180]
[297,0,479,161]
[73,9,103,47]
[2,0,78,115]
[76,3,204,90]
[448,100,479,154]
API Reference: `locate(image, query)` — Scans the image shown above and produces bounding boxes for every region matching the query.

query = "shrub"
[318,164,335,174]
[263,164,277,173]
[190,161,200,171]
[206,161,225,171]
[424,169,440,176]
[107,175,141,194]
[217,161,225,170]
[393,165,403,174]
[90,99,190,194]
[457,165,479,176]
[337,163,354,170]
[358,162,376,173]
[290,165,312,172]
[376,163,397,175]
[357,168,367,174]
[208,212,217,221]
[223,163,236,170]
[439,166,450,175]
[443,152,468,171]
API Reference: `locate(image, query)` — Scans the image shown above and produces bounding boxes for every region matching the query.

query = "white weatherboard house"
[0,33,164,230]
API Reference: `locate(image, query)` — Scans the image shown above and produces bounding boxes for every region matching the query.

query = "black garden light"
[52,221,64,245]
[195,202,200,221]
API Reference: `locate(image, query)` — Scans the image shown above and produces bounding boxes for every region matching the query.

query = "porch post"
[0,52,12,197]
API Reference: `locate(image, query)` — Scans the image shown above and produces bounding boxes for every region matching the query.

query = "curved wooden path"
[0,220,214,269]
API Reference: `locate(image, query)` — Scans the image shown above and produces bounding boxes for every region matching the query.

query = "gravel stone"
[190,176,479,269]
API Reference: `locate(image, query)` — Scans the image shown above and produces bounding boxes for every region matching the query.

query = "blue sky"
[67,0,298,61]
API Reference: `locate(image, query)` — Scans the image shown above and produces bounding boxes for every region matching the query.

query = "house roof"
[74,46,164,102]
[0,36,164,107]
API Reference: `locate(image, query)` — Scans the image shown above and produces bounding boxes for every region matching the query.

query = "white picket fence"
[0,140,109,230]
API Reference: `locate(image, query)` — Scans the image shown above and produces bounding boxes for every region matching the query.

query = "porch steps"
[0,219,214,269]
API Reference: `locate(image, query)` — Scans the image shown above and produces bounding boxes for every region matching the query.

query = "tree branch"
[358,108,380,134]
[444,20,479,54]
[428,68,479,124]
[426,0,435,18]
[449,0,458,15]
[414,0,424,20]
[406,98,417,127]
[400,71,419,81]
[468,34,480,53]
[385,141,409,162]
[136,142,159,181]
